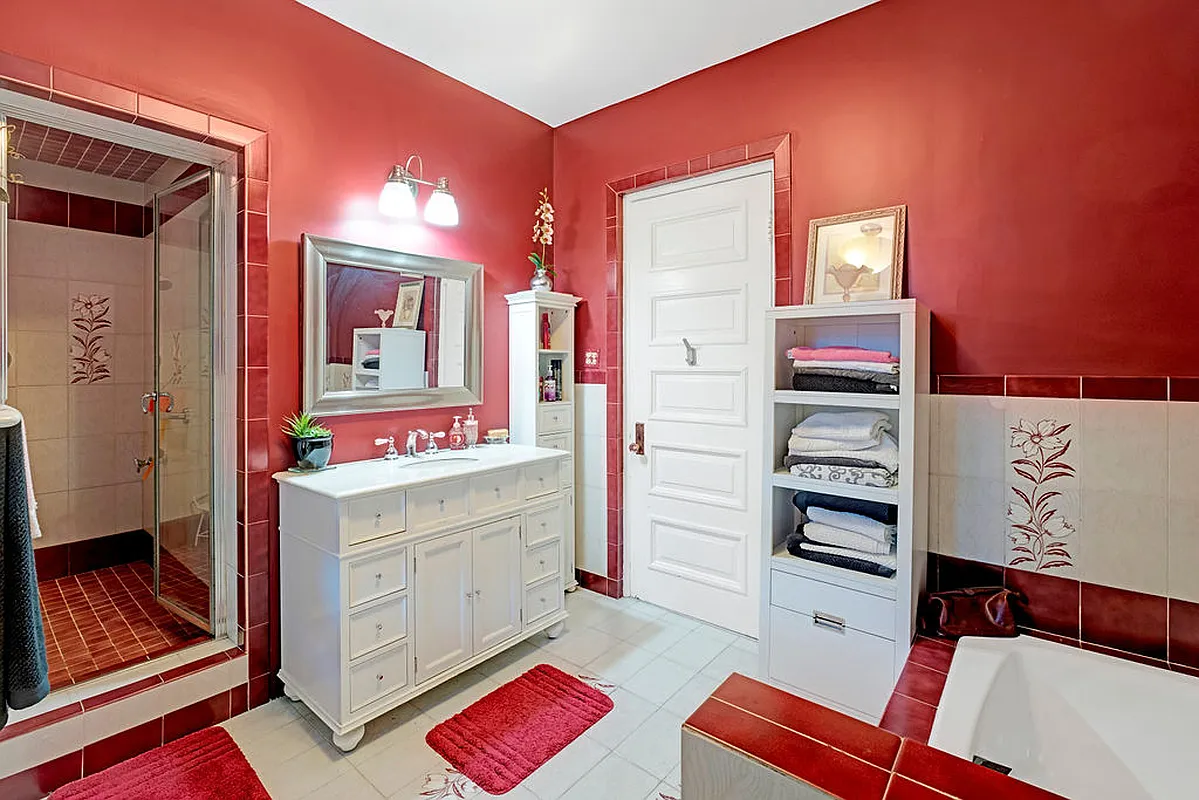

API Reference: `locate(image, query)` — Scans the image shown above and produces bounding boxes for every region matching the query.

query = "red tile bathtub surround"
[688,674,1065,800]
[1000,566,1080,640]
[879,693,937,745]
[1168,598,1199,670]
[1079,582,1167,661]
[880,637,953,744]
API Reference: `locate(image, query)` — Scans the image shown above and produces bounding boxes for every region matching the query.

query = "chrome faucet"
[405,429,429,457]
[425,431,447,455]
[374,435,400,460]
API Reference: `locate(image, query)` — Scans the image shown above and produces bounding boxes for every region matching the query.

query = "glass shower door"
[152,170,215,632]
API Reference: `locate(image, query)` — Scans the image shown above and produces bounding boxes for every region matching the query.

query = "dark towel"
[791,490,897,524]
[783,453,889,470]
[792,366,900,386]
[791,374,898,394]
[361,357,380,370]
[2,422,50,729]
[785,532,896,578]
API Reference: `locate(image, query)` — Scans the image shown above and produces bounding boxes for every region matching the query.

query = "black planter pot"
[291,435,333,470]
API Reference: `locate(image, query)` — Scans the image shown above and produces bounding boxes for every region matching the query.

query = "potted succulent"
[282,412,334,471]
[528,188,555,290]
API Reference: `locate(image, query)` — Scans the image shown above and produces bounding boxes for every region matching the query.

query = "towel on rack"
[787,346,897,364]
[793,411,891,442]
[791,491,897,524]
[790,375,899,394]
[793,359,899,374]
[1,421,51,728]
[785,533,896,578]
[802,521,894,554]
[806,507,896,543]
[789,461,897,488]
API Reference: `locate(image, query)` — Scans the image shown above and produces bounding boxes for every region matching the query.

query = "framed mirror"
[302,234,483,415]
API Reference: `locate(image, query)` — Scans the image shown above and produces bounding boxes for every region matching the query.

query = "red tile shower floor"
[38,562,209,690]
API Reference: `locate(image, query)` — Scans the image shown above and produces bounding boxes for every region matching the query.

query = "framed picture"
[394,280,424,329]
[804,205,906,305]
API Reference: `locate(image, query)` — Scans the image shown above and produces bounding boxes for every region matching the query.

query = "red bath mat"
[426,664,614,794]
[51,726,269,800]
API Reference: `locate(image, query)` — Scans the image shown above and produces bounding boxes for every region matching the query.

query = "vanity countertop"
[272,443,567,500]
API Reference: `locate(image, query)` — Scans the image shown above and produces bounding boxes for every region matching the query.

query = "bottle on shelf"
[541,312,552,350]
[542,368,558,402]
[448,416,466,450]
[464,408,479,448]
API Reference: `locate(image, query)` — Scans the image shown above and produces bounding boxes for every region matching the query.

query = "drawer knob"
[374,512,382,526]
[494,486,501,495]
[377,673,384,682]
[376,622,383,633]
[539,559,546,566]
[465,592,473,601]
[538,477,545,484]
[375,572,383,583]
[540,597,546,604]
[439,498,446,510]
[475,589,482,598]
[540,521,547,529]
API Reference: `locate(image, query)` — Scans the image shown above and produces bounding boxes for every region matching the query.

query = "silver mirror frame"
[302,234,483,415]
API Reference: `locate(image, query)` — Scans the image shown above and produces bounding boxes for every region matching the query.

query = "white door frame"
[621,160,775,618]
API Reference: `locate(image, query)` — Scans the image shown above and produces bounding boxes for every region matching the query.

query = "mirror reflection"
[324,265,468,394]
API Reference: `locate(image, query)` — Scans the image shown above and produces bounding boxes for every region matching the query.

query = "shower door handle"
[141,391,175,414]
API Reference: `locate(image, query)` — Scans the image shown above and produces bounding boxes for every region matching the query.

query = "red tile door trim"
[599,134,791,597]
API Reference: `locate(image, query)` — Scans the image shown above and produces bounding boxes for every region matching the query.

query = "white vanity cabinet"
[275,445,570,752]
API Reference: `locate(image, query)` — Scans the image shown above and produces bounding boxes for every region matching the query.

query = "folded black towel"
[361,357,380,370]
[792,366,900,386]
[791,374,898,394]
[2,422,50,729]
[785,532,896,578]
[791,490,897,524]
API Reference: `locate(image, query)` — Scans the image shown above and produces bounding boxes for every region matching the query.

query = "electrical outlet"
[584,350,599,367]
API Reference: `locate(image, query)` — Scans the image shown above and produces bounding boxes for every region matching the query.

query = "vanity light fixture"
[379,154,459,227]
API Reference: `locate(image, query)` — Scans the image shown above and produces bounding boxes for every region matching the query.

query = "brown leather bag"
[926,587,1021,639]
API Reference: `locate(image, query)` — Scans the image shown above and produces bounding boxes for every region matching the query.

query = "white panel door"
[471,517,523,652]
[624,162,772,637]
[414,530,473,682]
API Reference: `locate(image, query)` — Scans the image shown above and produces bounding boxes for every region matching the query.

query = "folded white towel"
[789,433,900,473]
[807,507,896,543]
[794,360,899,374]
[788,433,880,453]
[793,411,892,441]
[799,540,897,570]
[803,522,893,554]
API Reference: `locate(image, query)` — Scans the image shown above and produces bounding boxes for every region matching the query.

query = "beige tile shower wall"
[930,394,1199,600]
[7,220,150,548]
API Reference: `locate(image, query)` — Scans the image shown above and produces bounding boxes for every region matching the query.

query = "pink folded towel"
[786,346,897,363]
[365,348,381,356]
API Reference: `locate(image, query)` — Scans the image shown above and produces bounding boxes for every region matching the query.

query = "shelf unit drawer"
[524,539,560,585]
[407,479,470,530]
[348,547,408,608]
[522,461,560,499]
[768,605,893,719]
[470,469,520,514]
[345,491,406,545]
[536,433,571,453]
[772,569,895,641]
[525,576,563,626]
[526,504,562,548]
[349,641,410,712]
[537,402,573,433]
[347,594,408,661]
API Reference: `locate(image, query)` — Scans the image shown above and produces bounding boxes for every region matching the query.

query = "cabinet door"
[414,531,473,683]
[471,517,523,653]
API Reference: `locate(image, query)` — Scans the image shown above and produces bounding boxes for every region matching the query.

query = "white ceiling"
[296,0,880,126]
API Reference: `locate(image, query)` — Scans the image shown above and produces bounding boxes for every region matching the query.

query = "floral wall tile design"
[418,767,480,799]
[69,293,112,384]
[1006,418,1078,572]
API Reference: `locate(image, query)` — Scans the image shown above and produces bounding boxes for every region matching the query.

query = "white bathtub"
[928,635,1199,800]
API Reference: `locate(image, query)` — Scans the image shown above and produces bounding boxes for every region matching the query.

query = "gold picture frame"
[394,280,424,329]
[804,205,907,305]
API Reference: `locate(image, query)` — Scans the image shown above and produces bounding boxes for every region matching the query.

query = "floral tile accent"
[1005,412,1079,574]
[417,767,480,799]
[166,330,186,386]
[577,673,616,694]
[69,293,112,383]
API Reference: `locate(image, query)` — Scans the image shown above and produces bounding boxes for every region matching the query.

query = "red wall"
[5,0,552,467]
[552,0,1199,377]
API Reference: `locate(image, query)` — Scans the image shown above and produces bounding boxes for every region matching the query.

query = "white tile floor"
[220,590,761,800]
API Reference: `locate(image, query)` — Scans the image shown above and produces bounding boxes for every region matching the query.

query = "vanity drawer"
[407,479,470,530]
[348,547,408,607]
[538,403,573,434]
[349,641,410,711]
[559,456,573,488]
[536,433,571,453]
[348,594,408,661]
[524,540,560,585]
[470,469,520,514]
[522,460,561,499]
[768,605,892,720]
[771,569,895,641]
[526,503,562,548]
[525,577,563,626]
[345,491,406,546]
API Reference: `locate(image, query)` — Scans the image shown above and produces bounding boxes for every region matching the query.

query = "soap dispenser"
[464,408,479,448]
[449,416,466,450]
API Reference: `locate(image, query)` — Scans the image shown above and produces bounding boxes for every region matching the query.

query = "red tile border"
[1168,598,1199,669]
[14,184,68,226]
[79,675,162,712]
[895,739,1065,800]
[885,775,950,800]
[879,693,937,743]
[1003,566,1080,640]
[907,636,955,674]
[937,375,1005,395]
[163,691,232,743]
[892,661,947,707]
[0,701,83,744]
[0,750,82,800]
[936,374,1195,401]
[602,134,791,594]
[1171,377,1199,402]
[82,718,163,777]
[0,51,52,99]
[51,69,137,118]
[1002,376,1081,398]
[1080,581,1167,660]
[1080,376,1168,401]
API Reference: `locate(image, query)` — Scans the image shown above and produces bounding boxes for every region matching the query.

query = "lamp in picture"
[804,205,907,305]
[828,222,892,300]
[378,154,459,227]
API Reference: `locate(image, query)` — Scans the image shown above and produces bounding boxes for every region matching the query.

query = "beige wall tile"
[112,384,149,434]
[1168,404,1199,498]
[68,384,116,432]
[936,475,1006,565]
[28,438,68,494]
[69,486,116,540]
[14,386,67,441]
[7,221,70,279]
[1080,488,1168,595]
[10,276,69,333]
[13,331,69,386]
[112,481,144,533]
[935,394,1006,479]
[32,491,72,546]
[110,334,146,385]
[1080,400,1167,496]
[68,435,117,490]
[1169,499,1199,603]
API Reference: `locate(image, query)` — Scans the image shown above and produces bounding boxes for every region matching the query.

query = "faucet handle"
[373,436,393,447]
[426,431,446,454]
[375,435,400,460]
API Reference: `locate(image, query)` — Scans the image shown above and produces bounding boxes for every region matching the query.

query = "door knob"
[628,422,645,455]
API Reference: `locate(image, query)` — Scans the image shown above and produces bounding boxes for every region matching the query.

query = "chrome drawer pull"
[812,611,846,633]
[375,572,383,582]
[374,512,382,526]
[376,622,383,633]
[376,673,384,682]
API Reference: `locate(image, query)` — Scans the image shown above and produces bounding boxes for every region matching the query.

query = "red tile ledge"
[0,702,83,744]
[80,676,163,712]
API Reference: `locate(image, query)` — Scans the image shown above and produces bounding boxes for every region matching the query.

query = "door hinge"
[767,216,774,238]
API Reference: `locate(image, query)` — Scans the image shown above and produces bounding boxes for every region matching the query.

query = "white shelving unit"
[352,327,427,391]
[507,290,581,591]
[760,299,929,723]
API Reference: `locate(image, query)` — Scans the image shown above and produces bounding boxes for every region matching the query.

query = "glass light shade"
[424,182,459,227]
[379,176,417,219]
[839,223,892,273]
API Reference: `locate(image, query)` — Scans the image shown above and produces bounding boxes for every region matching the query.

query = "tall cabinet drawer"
[537,403,573,433]
[348,548,408,607]
[771,570,895,641]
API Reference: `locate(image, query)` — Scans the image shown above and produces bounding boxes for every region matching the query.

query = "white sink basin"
[399,456,479,470]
